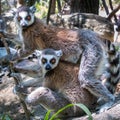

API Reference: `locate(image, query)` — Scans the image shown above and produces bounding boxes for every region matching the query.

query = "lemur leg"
[78,46,115,112]
[26,87,74,117]
[21,77,44,87]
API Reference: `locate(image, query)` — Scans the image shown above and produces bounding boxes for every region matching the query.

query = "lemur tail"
[103,40,120,94]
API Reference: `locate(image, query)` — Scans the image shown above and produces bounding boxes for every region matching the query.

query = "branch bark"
[0,0,1,15]
[17,0,25,7]
[101,0,109,15]
[109,0,117,22]
[107,4,120,21]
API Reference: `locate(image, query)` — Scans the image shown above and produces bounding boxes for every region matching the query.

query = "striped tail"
[102,41,120,94]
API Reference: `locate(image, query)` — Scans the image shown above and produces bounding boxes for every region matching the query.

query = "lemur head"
[35,48,63,75]
[13,6,36,29]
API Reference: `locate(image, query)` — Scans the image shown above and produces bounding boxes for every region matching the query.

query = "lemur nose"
[22,25,28,29]
[45,64,52,71]
[21,23,28,28]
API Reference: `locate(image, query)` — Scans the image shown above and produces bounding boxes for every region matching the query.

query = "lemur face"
[40,54,59,71]
[14,6,36,29]
[35,49,63,74]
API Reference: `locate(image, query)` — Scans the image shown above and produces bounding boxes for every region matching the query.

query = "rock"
[66,100,120,120]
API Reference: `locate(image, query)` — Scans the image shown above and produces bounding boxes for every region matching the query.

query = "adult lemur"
[13,5,120,113]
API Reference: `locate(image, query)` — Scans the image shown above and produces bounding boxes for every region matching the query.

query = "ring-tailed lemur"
[12,5,120,113]
[25,48,97,117]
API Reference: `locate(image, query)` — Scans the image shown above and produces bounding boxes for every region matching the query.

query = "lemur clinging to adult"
[12,5,119,113]
[25,48,97,117]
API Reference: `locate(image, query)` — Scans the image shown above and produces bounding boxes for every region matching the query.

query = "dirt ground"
[0,74,46,120]
[0,75,26,120]
[1,74,120,120]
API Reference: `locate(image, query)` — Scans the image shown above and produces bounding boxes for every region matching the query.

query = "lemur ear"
[29,6,36,13]
[55,50,63,57]
[35,50,42,57]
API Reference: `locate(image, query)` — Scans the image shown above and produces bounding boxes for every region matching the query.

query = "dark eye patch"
[41,58,47,64]
[50,58,56,64]
[17,16,22,21]
[26,15,31,21]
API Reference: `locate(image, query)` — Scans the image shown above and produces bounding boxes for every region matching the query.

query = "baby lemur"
[12,5,118,113]
[26,48,97,117]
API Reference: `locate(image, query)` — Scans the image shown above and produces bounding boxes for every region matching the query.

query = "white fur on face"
[40,55,59,67]
[17,11,34,27]
[39,55,60,74]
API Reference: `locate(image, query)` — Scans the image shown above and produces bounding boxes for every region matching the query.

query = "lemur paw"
[98,100,114,113]
[26,87,49,105]
[96,95,115,113]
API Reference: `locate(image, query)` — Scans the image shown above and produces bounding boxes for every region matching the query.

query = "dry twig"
[107,4,120,21]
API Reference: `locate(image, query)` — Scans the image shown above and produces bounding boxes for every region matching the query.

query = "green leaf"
[48,103,93,120]
[49,104,74,120]
[0,114,12,120]
[44,110,51,120]
[1,114,6,120]
[5,115,12,120]
[75,103,93,120]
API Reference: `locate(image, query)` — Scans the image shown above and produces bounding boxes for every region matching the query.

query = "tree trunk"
[17,0,25,6]
[51,0,56,14]
[26,0,36,7]
[17,0,36,6]
[69,0,99,14]
[47,0,56,24]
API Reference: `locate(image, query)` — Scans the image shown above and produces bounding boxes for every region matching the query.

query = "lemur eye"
[50,58,56,64]
[41,58,47,64]
[17,16,22,21]
[26,15,31,21]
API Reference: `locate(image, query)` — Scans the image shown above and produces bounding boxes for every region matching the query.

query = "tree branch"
[107,4,120,21]
[109,0,117,22]
[101,0,109,15]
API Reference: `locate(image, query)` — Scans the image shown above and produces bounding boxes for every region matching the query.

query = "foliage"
[115,45,120,52]
[35,0,49,18]
[1,0,11,12]
[0,114,13,120]
[35,0,65,18]
[114,0,120,4]
[44,103,93,120]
